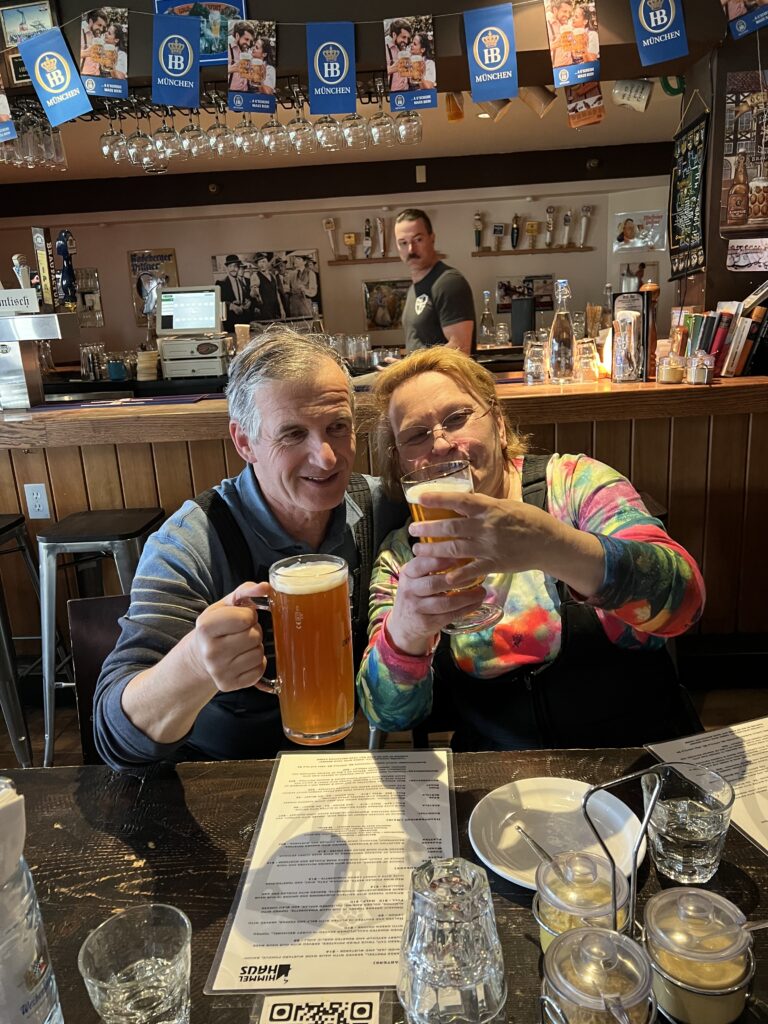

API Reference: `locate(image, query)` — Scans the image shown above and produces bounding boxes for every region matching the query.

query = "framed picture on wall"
[128,249,179,325]
[212,250,321,323]
[362,279,409,331]
[0,0,55,85]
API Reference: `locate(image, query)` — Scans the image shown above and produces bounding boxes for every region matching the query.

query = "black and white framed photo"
[0,0,55,84]
[212,250,322,329]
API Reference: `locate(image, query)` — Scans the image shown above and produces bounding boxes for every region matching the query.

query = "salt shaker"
[397,857,507,1024]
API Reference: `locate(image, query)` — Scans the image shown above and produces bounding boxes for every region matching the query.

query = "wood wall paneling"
[188,440,227,496]
[555,422,594,458]
[81,445,124,510]
[519,423,556,456]
[152,442,194,516]
[668,416,709,572]
[594,421,632,481]
[702,414,750,634]
[738,413,768,633]
[632,419,671,510]
[117,444,160,508]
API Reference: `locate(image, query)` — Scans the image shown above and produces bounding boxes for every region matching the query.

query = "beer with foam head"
[269,555,354,745]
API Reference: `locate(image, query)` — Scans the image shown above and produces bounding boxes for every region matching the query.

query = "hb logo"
[314,41,348,85]
[639,0,676,32]
[558,68,569,83]
[473,26,509,71]
[84,77,95,92]
[232,92,243,109]
[159,34,193,77]
[34,52,70,94]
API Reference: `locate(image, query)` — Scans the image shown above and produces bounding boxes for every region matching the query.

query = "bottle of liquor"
[309,302,325,335]
[0,778,64,1024]
[548,279,575,384]
[727,151,749,226]
[640,275,660,379]
[479,290,495,342]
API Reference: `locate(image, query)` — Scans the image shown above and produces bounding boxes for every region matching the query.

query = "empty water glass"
[341,112,371,150]
[397,858,507,1024]
[314,114,345,152]
[575,338,600,382]
[262,115,291,155]
[78,904,191,1024]
[152,118,185,161]
[369,109,397,147]
[288,107,318,154]
[234,115,264,154]
[179,110,209,158]
[572,310,586,341]
[524,336,548,385]
[126,126,156,167]
[396,109,422,145]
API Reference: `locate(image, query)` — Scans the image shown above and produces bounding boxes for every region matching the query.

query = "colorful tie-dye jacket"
[356,454,705,733]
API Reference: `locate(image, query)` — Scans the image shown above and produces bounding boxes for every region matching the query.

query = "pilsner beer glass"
[252,554,355,745]
[401,461,502,634]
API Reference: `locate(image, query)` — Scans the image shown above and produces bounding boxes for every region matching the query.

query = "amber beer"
[266,555,354,745]
[397,50,412,76]
[403,474,483,589]
[409,55,424,84]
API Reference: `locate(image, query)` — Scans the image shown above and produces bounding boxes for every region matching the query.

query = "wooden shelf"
[471,246,596,257]
[327,256,401,266]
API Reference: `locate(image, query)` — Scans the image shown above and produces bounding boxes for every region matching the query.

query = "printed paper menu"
[206,749,454,993]
[648,716,768,855]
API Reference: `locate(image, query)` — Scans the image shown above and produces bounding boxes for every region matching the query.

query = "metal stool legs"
[39,544,60,768]
[112,538,142,593]
[0,586,32,768]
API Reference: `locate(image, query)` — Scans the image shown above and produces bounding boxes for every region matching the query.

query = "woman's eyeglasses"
[394,406,492,454]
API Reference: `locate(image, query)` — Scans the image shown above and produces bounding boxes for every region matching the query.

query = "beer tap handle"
[545,205,557,248]
[376,217,386,257]
[562,209,572,248]
[511,214,520,250]
[12,254,31,290]
[578,205,593,248]
[363,219,372,259]
[322,217,337,259]
[474,212,483,251]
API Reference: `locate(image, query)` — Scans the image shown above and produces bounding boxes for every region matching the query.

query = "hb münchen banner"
[152,13,200,108]
[463,4,518,102]
[306,22,357,115]
[630,0,688,67]
[18,28,92,127]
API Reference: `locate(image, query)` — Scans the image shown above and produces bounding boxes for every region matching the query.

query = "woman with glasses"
[356,348,705,751]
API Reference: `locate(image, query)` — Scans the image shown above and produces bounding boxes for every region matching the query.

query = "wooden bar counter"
[1,376,767,640]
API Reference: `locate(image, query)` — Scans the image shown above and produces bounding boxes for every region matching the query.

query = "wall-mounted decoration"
[612,210,666,253]
[721,71,768,237]
[226,18,276,114]
[362,279,410,330]
[155,0,245,66]
[0,0,54,85]
[128,249,179,325]
[543,0,600,89]
[722,0,768,39]
[620,261,659,291]
[212,250,322,328]
[670,112,708,279]
[79,6,128,98]
[383,14,437,110]
[496,275,554,313]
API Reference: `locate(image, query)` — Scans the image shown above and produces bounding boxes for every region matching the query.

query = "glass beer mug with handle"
[250,554,355,745]
[401,460,502,634]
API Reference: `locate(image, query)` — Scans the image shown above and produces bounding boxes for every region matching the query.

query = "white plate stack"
[136,351,159,381]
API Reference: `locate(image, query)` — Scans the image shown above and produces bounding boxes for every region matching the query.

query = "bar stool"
[38,507,164,766]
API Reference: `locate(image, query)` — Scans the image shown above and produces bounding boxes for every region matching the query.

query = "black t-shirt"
[402,261,476,353]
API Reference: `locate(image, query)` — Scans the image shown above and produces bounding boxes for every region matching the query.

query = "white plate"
[468,776,646,889]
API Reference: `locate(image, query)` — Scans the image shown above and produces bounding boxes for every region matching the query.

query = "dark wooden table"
[7,750,768,1023]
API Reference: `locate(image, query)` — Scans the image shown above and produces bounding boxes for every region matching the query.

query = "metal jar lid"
[543,927,652,1016]
[536,852,629,920]
[644,888,751,990]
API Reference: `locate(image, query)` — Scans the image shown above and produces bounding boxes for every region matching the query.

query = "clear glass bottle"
[548,279,575,384]
[479,289,495,342]
[309,301,325,335]
[0,779,64,1024]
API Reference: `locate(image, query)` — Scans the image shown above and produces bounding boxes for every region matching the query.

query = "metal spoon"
[515,824,566,881]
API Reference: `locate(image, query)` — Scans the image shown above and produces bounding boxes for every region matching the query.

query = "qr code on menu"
[259,993,379,1024]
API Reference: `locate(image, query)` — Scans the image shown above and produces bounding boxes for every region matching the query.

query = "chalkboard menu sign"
[669,112,709,280]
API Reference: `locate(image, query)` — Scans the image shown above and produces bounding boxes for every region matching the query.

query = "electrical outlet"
[24,483,50,520]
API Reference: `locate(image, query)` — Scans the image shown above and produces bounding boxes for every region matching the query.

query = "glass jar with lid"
[686,351,715,385]
[643,889,754,1024]
[541,927,655,1023]
[533,852,630,952]
[656,354,686,385]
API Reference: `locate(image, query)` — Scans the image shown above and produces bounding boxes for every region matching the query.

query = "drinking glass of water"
[641,763,734,884]
[397,857,507,1024]
[78,903,191,1024]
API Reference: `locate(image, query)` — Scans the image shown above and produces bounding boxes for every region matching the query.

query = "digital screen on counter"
[157,287,221,335]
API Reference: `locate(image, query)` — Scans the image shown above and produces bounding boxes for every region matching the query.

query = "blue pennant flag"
[630,0,689,67]
[306,22,357,115]
[728,7,768,39]
[152,13,200,108]
[18,28,92,127]
[464,4,518,102]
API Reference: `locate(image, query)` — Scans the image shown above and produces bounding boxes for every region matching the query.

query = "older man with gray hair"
[94,331,404,770]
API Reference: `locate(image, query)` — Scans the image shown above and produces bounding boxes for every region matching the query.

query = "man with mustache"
[395,208,476,355]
